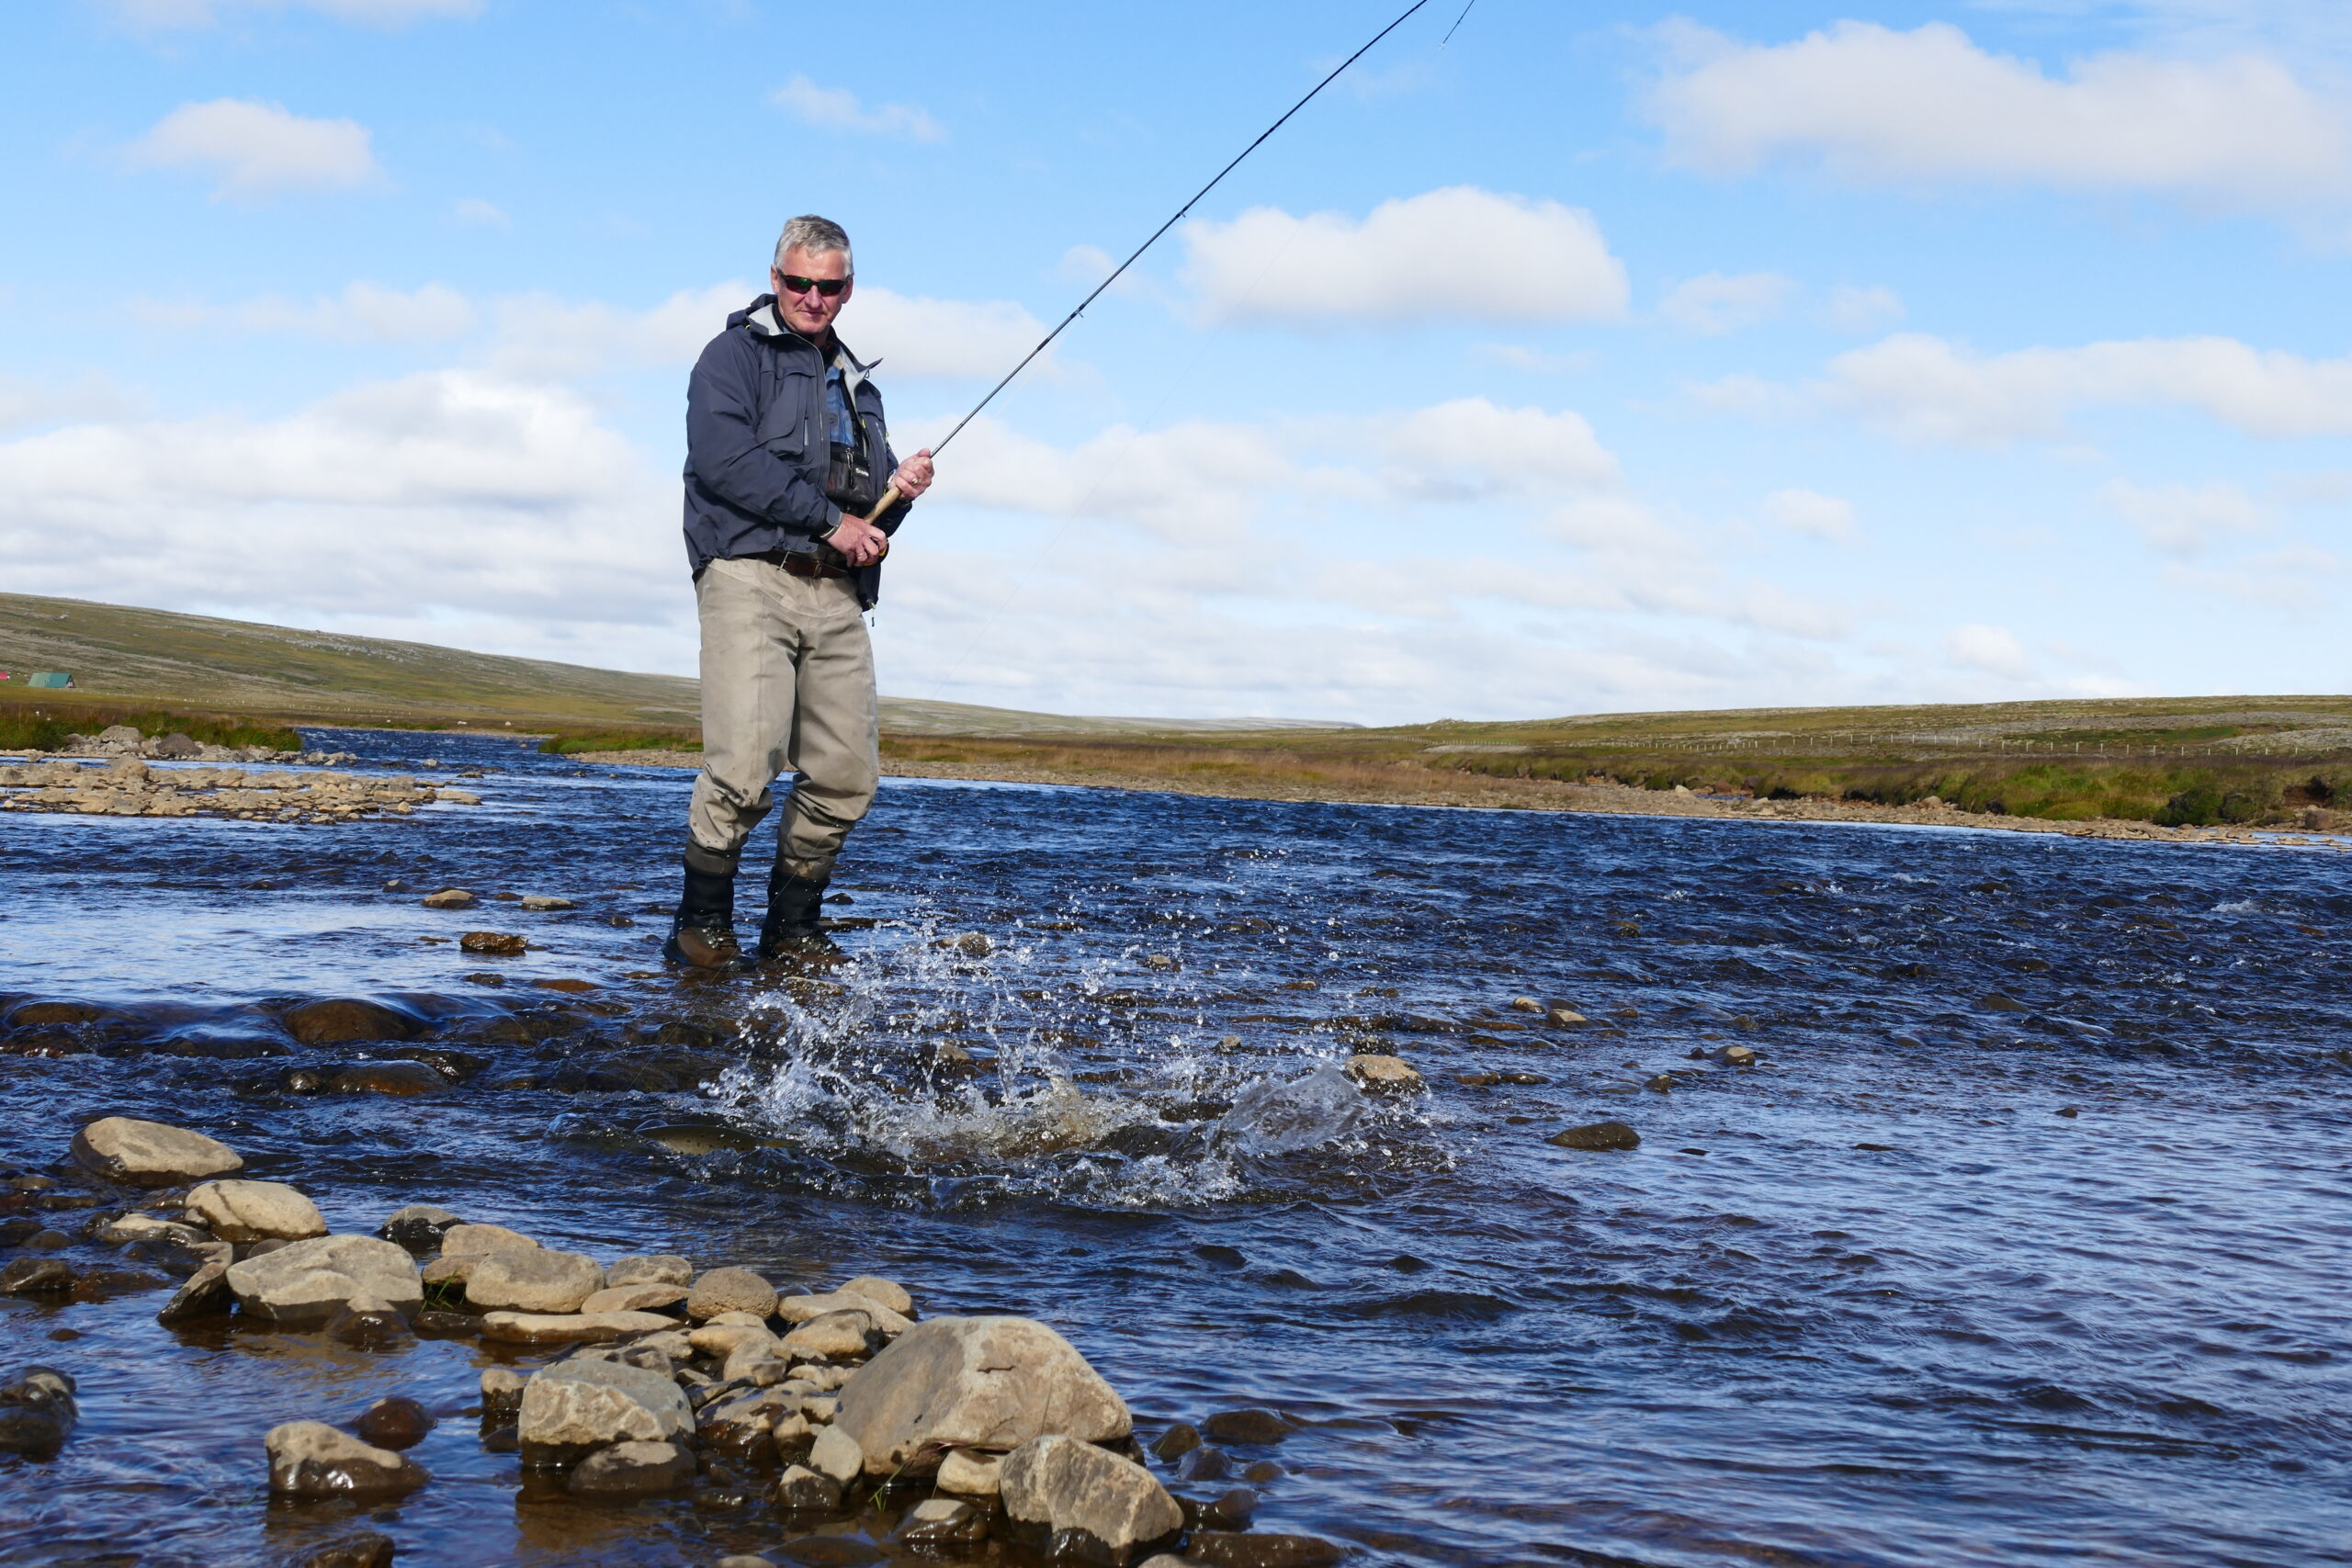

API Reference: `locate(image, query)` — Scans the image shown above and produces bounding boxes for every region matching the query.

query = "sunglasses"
[776,274,850,298]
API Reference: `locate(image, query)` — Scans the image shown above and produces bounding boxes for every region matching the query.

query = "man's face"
[771,245,854,337]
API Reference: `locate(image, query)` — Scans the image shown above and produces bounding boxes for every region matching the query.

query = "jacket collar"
[735,294,879,377]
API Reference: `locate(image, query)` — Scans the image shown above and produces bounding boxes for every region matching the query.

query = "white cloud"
[1181,186,1628,327]
[103,0,480,26]
[1709,332,2352,444]
[451,197,509,228]
[1657,271,1794,334]
[1944,622,2037,679]
[2101,479,2263,556]
[1819,284,1905,333]
[846,289,1053,381]
[0,374,137,435]
[1762,488,1858,542]
[2162,546,2341,609]
[770,75,944,141]
[131,281,475,343]
[128,98,379,200]
[1650,20,2350,209]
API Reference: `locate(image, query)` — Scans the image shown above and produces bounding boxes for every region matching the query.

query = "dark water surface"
[2,728,2346,1567]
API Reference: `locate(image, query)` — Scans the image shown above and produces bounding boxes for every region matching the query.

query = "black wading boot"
[662,861,753,973]
[757,865,837,961]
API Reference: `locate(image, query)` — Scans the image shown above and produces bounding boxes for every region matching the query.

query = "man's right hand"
[826,514,889,567]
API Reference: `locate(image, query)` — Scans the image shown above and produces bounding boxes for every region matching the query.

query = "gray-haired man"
[667,214,935,969]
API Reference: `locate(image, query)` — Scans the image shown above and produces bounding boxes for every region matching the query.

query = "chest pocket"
[755,366,819,458]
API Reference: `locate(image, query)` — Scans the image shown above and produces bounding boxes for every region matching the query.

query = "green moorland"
[7,592,2350,828]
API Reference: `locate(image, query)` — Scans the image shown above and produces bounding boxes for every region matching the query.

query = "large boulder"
[225,1235,423,1327]
[465,1249,604,1314]
[517,1358,693,1467]
[834,1316,1130,1476]
[185,1179,327,1243]
[266,1421,428,1498]
[71,1117,242,1186]
[1000,1434,1181,1566]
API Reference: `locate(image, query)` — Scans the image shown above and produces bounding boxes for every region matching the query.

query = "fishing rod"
[849,0,1463,543]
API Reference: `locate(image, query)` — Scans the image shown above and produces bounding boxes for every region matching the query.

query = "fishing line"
[854,0,1448,529]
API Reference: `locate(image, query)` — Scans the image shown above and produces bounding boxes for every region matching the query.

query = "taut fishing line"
[854,0,1472,532]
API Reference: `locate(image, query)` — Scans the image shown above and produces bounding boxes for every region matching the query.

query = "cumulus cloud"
[131,281,475,342]
[1702,332,2352,444]
[128,98,379,200]
[1650,20,2350,209]
[1657,271,1795,334]
[771,75,944,141]
[1944,622,2036,679]
[1819,284,1905,333]
[1761,487,1857,542]
[0,374,137,435]
[103,0,479,26]
[1181,186,1628,327]
[2102,479,2264,556]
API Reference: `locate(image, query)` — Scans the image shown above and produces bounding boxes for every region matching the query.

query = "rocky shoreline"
[3,1115,1350,1568]
[579,748,2350,850]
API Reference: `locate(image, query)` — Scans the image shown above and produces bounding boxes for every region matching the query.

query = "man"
[668,214,935,970]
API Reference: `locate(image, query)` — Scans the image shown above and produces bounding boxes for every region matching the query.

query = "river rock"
[156,1259,232,1324]
[266,1420,429,1498]
[1202,1487,1259,1529]
[1184,1533,1344,1568]
[1342,1054,1421,1090]
[519,895,574,910]
[459,931,527,956]
[901,1496,988,1547]
[684,1265,776,1321]
[568,1438,693,1496]
[839,1275,913,1314]
[1151,1423,1201,1461]
[1717,1043,1758,1066]
[96,1212,210,1247]
[775,1462,842,1511]
[582,1282,688,1314]
[1202,1409,1296,1445]
[775,1288,913,1334]
[0,1367,77,1458]
[283,998,418,1044]
[225,1235,423,1327]
[479,1309,676,1345]
[836,1315,1131,1476]
[421,888,477,909]
[779,1309,879,1361]
[1547,1121,1640,1151]
[605,1254,693,1288]
[0,1257,76,1294]
[481,1367,528,1419]
[328,1061,447,1096]
[808,1423,864,1485]
[295,1532,395,1568]
[699,1387,798,1453]
[440,1222,540,1258]
[71,1116,243,1185]
[466,1248,604,1314]
[690,1320,775,1359]
[517,1358,693,1465]
[1001,1433,1182,1566]
[936,1446,1003,1497]
[355,1394,434,1450]
[379,1203,463,1250]
[184,1179,327,1243]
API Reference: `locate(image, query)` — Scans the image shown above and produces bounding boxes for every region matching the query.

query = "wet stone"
[379,1203,463,1251]
[354,1394,434,1450]
[1201,1486,1259,1529]
[481,1367,527,1420]
[282,998,418,1045]
[568,1438,694,1496]
[1151,1422,1202,1461]
[224,1235,424,1327]
[1184,1533,1345,1568]
[324,1297,415,1349]
[327,1061,447,1096]
[460,931,528,956]
[900,1496,989,1547]
[155,1260,232,1324]
[1202,1409,1297,1446]
[0,1257,76,1294]
[0,1366,78,1458]
[936,1445,1002,1497]
[1548,1121,1641,1151]
[184,1179,327,1243]
[71,1116,243,1186]
[421,888,477,909]
[266,1420,429,1498]
[834,1315,1131,1477]
[775,1462,843,1512]
[1001,1432,1182,1566]
[295,1533,396,1568]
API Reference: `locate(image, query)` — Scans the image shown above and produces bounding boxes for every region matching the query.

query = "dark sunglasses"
[776,274,849,298]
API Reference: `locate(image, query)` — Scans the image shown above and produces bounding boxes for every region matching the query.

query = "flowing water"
[1,728,2346,1567]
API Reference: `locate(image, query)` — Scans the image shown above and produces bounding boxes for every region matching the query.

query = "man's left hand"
[890,448,935,500]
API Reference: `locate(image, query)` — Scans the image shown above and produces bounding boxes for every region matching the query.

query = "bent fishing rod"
[848,0,1464,548]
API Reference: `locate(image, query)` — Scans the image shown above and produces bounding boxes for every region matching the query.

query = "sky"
[2,0,2348,725]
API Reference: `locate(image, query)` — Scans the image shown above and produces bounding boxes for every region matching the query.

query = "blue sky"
[3,0,2347,723]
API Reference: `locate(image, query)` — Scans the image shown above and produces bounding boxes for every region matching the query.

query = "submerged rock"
[0,1366,78,1458]
[1547,1121,1640,1152]
[378,1203,463,1251]
[354,1394,435,1450]
[1184,1532,1345,1568]
[71,1116,243,1186]
[224,1235,423,1327]
[835,1315,1131,1477]
[294,1534,395,1568]
[481,1367,528,1420]
[265,1420,429,1498]
[568,1438,693,1496]
[1001,1433,1182,1566]
[282,998,417,1045]
[775,1462,843,1512]
[900,1495,989,1547]
[327,1061,447,1096]
[1202,1409,1297,1445]
[1341,1054,1422,1091]
[0,1257,76,1295]
[459,931,527,956]
[184,1179,327,1243]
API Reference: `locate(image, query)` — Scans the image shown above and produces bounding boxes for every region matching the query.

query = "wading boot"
[757,866,837,961]
[662,862,752,973]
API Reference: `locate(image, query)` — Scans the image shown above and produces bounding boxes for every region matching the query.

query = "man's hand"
[827,514,889,568]
[890,448,935,500]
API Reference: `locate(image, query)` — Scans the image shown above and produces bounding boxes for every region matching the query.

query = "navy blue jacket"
[681,295,907,608]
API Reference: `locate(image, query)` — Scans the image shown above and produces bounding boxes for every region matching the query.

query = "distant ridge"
[0,593,1354,738]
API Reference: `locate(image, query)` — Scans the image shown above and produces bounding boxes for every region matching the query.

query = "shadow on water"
[2,726,2348,1566]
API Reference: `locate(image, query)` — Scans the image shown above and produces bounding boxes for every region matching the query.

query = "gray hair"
[774,215,853,275]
